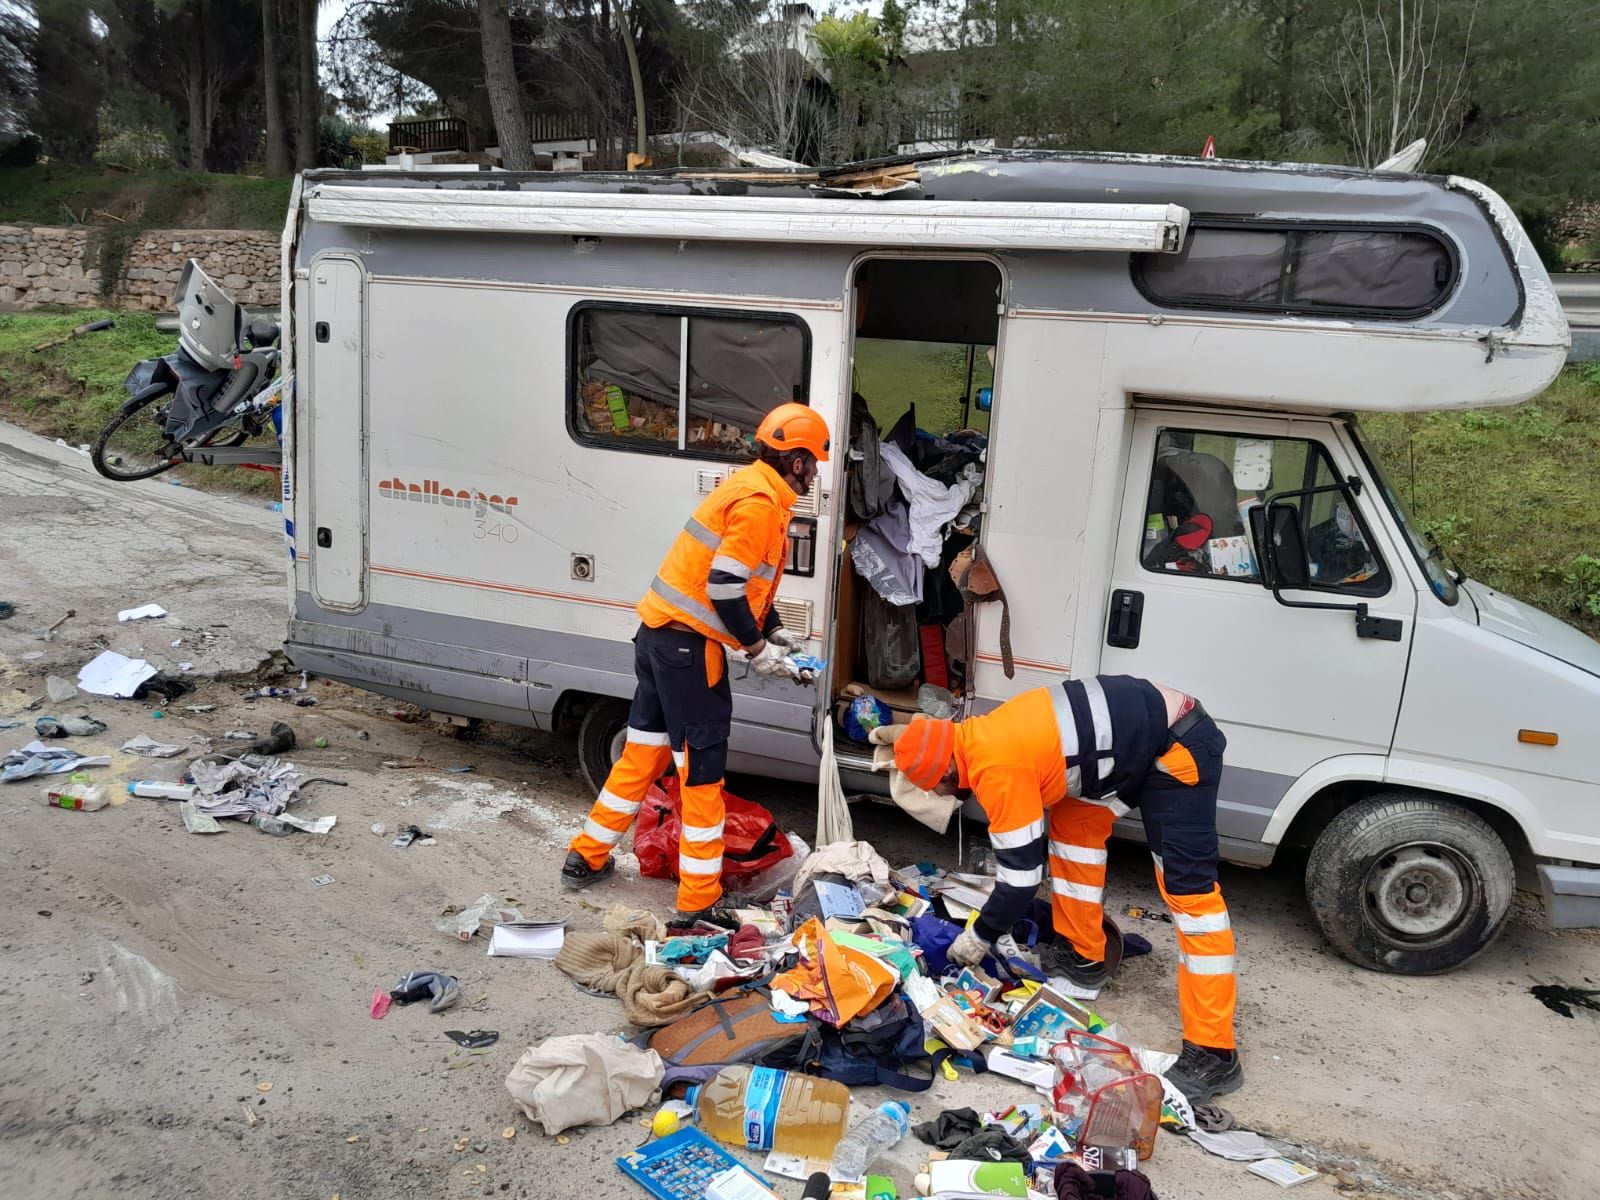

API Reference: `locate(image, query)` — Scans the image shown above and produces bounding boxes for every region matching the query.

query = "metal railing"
[528,109,591,145]
[1555,276,1600,362]
[387,118,470,154]
[902,107,988,145]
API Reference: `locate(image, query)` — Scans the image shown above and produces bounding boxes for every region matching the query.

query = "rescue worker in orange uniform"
[562,403,831,921]
[882,675,1241,1103]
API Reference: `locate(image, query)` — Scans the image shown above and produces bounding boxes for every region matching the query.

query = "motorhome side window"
[1135,224,1455,317]
[1142,430,1388,596]
[570,305,808,459]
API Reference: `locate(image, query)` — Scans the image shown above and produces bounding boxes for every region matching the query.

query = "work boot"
[560,850,614,890]
[1040,941,1108,989]
[1164,1040,1244,1105]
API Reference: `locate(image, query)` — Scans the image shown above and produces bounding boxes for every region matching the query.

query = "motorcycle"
[92,259,283,482]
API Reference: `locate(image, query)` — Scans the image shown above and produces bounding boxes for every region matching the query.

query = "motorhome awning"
[302,185,1189,253]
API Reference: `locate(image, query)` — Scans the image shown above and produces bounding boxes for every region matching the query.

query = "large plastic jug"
[692,1065,851,1160]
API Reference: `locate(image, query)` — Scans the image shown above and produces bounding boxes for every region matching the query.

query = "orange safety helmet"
[756,403,831,462]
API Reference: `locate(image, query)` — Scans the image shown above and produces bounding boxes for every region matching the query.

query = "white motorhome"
[280,151,1597,974]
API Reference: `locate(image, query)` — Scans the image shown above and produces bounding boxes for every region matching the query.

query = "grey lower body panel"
[286,596,820,777]
[1537,863,1600,928]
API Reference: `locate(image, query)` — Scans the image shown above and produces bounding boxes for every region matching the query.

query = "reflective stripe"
[1066,764,1083,797]
[1082,794,1129,818]
[710,554,752,579]
[679,855,723,876]
[1078,676,1116,786]
[682,821,725,845]
[1052,879,1105,903]
[582,817,625,845]
[671,749,687,773]
[683,517,720,550]
[706,581,748,600]
[1049,685,1079,758]
[596,789,641,818]
[753,561,777,581]
[996,864,1044,888]
[1180,951,1236,975]
[990,818,1045,850]
[1175,911,1232,935]
[1049,840,1108,865]
[649,576,731,637]
[1151,852,1165,874]
[627,728,670,746]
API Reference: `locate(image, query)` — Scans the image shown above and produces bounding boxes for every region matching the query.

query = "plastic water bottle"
[251,814,294,837]
[128,781,197,800]
[691,1065,849,1160]
[831,1101,911,1178]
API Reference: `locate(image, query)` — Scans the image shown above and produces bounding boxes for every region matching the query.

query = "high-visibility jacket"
[954,676,1170,940]
[637,460,797,648]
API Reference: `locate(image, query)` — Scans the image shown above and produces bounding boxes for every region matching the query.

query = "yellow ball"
[651,1108,681,1138]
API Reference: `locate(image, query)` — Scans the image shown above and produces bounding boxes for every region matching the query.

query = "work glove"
[749,640,795,680]
[766,626,806,652]
[948,927,991,967]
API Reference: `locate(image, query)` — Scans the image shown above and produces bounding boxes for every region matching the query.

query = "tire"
[1305,792,1515,974]
[577,698,631,796]
[92,388,181,481]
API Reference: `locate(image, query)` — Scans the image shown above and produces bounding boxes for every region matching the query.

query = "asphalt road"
[1,420,1596,1200]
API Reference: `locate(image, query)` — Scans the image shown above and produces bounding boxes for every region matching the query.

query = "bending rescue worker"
[561,403,831,922]
[883,675,1242,1103]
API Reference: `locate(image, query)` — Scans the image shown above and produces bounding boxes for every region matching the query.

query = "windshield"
[1348,418,1459,605]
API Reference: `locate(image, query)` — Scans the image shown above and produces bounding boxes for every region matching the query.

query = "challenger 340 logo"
[377,475,519,515]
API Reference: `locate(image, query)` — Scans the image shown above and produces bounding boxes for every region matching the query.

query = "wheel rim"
[607,725,626,768]
[99,406,180,477]
[1362,842,1480,946]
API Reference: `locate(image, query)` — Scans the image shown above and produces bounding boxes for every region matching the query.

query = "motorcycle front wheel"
[92,387,182,481]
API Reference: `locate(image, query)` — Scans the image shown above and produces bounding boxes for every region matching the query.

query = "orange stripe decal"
[370,563,637,611]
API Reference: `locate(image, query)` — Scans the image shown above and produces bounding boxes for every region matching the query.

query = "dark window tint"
[571,305,808,459]
[1136,224,1455,317]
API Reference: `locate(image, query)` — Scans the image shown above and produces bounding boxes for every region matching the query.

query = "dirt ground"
[2,423,1598,1200]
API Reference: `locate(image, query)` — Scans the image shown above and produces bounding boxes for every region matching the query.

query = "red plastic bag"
[634,778,793,885]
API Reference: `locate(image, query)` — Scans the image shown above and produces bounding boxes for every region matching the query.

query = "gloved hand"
[749,640,793,679]
[948,927,991,966]
[766,626,806,652]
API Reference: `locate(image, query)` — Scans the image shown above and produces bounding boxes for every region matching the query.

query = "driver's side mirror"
[1248,501,1311,591]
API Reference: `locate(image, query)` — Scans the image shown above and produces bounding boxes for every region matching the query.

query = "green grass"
[0,309,278,494]
[854,338,994,434]
[1362,365,1600,637]
[0,166,292,230]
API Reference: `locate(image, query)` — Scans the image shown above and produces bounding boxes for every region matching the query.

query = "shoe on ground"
[1165,1040,1244,1105]
[669,907,739,932]
[1039,941,1109,989]
[560,850,614,890]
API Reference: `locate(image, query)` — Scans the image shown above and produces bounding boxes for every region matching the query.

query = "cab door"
[1098,407,1416,844]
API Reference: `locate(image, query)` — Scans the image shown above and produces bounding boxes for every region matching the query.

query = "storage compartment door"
[307,256,367,611]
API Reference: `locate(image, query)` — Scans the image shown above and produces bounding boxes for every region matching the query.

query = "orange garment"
[636,460,796,648]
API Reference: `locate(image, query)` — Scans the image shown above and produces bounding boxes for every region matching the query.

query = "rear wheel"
[577,699,631,795]
[1305,792,1514,974]
[92,389,181,481]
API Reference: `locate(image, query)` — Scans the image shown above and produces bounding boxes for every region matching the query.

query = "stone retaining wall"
[0,225,279,312]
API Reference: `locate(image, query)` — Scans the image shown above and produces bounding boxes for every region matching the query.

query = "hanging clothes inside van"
[880,442,983,568]
[850,496,923,607]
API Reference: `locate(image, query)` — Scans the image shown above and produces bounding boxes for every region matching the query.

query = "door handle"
[1107,588,1144,649]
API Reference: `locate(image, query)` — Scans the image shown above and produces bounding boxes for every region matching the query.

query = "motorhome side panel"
[967,314,1110,701]
[304,256,368,611]
[286,230,852,772]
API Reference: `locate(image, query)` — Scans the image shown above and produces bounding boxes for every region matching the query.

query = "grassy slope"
[0,167,291,230]
[0,310,277,494]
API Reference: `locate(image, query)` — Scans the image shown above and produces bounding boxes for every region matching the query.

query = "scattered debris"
[117,603,168,622]
[79,969,96,985]
[186,704,218,713]
[224,730,259,740]
[370,823,387,837]
[3,742,113,783]
[444,1030,500,1049]
[181,803,223,834]
[391,970,461,1014]
[313,737,329,748]
[122,733,185,758]
[42,610,75,641]
[276,813,336,835]
[382,757,430,770]
[369,987,392,1020]
[45,676,78,704]
[35,715,106,738]
[1531,983,1600,1018]
[311,874,336,886]
[256,1082,272,1094]
[0,601,12,620]
[392,824,425,848]
[77,650,158,698]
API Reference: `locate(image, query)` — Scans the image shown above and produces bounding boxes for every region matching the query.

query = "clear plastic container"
[693,1065,850,1160]
[250,814,293,837]
[1050,1031,1161,1161]
[128,781,198,800]
[831,1100,910,1178]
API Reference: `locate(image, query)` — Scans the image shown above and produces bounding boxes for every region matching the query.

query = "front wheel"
[577,698,631,796]
[92,388,181,481]
[1305,792,1515,974]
